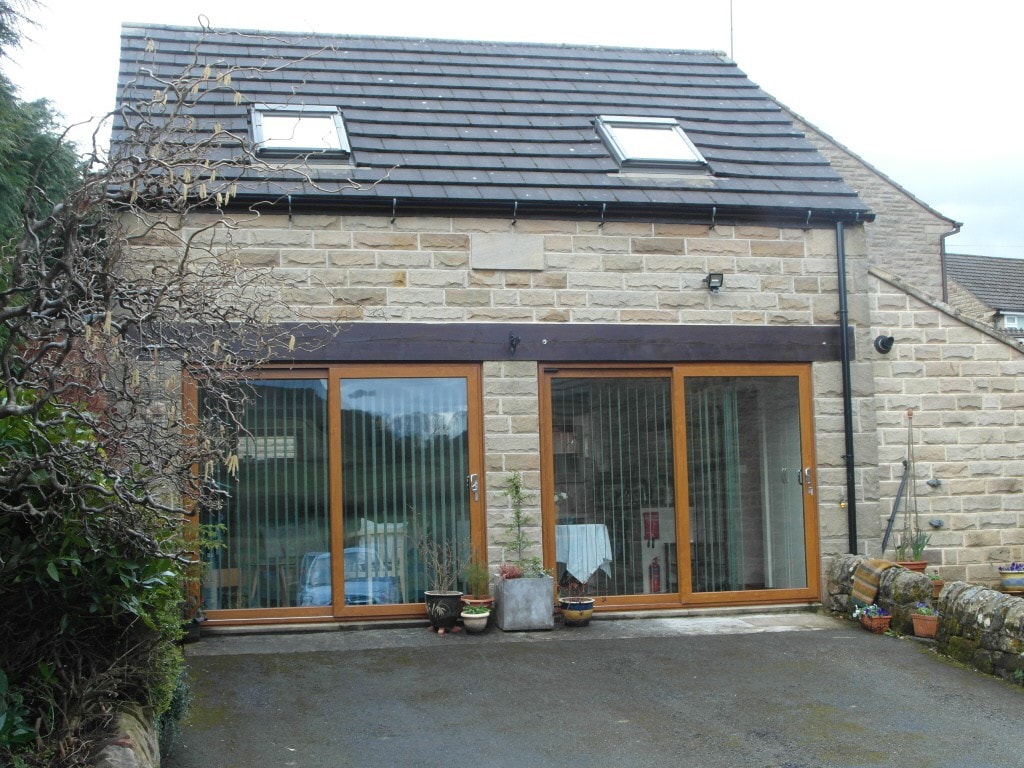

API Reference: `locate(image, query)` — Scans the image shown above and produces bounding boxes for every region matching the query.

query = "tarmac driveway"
[166,612,1022,768]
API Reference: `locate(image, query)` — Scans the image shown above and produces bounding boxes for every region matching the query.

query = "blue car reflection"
[297,549,399,606]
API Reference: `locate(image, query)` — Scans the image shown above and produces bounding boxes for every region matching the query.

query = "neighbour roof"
[945,253,1024,313]
[113,24,873,225]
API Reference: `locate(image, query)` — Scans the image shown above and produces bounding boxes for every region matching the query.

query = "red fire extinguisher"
[649,556,661,593]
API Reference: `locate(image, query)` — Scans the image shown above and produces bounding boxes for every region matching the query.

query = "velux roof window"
[251,104,351,158]
[596,115,706,170]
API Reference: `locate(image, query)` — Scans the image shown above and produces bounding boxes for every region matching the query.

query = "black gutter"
[835,221,858,554]
[222,195,876,228]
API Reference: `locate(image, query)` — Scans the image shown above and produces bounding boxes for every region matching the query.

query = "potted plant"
[493,472,554,632]
[460,604,490,633]
[911,602,939,638]
[557,577,595,627]
[418,535,466,634]
[895,531,930,572]
[461,557,494,610]
[852,603,891,634]
[998,562,1024,593]
[927,569,944,599]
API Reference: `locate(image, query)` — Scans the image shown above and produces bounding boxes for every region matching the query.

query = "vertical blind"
[201,379,330,610]
[550,377,674,596]
[341,377,470,603]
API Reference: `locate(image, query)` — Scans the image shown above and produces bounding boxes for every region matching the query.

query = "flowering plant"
[913,601,938,616]
[999,562,1024,572]
[852,604,890,619]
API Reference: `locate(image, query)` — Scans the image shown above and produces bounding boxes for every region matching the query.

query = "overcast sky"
[6,0,1021,257]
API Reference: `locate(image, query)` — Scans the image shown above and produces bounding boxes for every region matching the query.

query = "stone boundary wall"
[826,554,1024,685]
[92,705,158,768]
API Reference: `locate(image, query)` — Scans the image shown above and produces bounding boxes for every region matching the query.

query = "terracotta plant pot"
[896,560,928,573]
[859,615,892,634]
[930,579,944,599]
[912,613,938,638]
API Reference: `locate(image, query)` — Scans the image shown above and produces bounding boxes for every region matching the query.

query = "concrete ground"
[166,610,1022,768]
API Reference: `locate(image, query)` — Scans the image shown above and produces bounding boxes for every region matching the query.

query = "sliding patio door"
[542,364,817,608]
[337,372,475,613]
[686,374,809,595]
[195,365,482,621]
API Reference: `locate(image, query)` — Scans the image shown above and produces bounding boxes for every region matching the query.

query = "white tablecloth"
[555,524,613,584]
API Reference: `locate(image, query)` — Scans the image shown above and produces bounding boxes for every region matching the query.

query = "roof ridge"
[119,22,729,58]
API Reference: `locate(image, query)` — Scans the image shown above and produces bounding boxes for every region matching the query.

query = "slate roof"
[113,24,872,225]
[946,253,1024,313]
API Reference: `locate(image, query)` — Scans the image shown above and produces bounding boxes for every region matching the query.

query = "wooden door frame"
[539,363,820,612]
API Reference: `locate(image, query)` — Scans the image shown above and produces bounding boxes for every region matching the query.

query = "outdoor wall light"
[873,334,895,354]
[703,272,724,293]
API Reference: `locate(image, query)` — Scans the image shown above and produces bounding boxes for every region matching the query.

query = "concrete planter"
[494,576,554,631]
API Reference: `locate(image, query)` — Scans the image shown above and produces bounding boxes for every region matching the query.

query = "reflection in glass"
[341,378,470,604]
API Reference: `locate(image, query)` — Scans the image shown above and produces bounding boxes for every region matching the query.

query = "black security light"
[703,272,724,293]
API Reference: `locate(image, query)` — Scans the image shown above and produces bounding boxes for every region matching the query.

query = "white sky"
[6,0,1022,256]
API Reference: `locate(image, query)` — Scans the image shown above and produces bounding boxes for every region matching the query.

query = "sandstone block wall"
[868,269,1024,586]
[161,212,872,559]
[790,113,956,299]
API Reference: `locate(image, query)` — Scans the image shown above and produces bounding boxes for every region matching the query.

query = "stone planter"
[494,575,554,631]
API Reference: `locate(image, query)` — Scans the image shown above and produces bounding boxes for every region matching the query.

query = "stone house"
[114,24,1024,626]
[945,253,1024,340]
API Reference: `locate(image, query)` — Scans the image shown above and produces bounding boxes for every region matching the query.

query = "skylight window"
[596,115,706,170]
[251,104,350,158]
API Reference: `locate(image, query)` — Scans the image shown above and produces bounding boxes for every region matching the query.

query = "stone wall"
[826,554,1024,685]
[163,211,875,559]
[789,113,957,299]
[868,268,1024,586]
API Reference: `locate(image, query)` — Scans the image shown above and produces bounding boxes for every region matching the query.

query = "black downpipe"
[835,221,858,553]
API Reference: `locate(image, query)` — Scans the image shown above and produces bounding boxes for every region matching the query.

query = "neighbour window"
[1002,313,1024,330]
[596,115,706,169]
[251,103,351,157]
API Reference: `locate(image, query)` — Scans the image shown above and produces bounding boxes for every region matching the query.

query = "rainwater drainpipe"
[835,221,858,554]
[939,222,963,304]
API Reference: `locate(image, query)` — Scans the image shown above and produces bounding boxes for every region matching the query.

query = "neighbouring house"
[945,253,1024,341]
[112,24,1024,627]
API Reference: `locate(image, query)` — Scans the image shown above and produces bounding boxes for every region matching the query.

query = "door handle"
[804,467,814,496]
[466,473,479,501]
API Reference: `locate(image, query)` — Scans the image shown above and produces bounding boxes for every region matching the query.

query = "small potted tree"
[461,557,494,610]
[493,472,554,631]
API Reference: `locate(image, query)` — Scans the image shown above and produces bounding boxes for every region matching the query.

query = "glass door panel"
[549,376,675,598]
[200,378,330,611]
[686,376,807,593]
[339,377,471,606]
